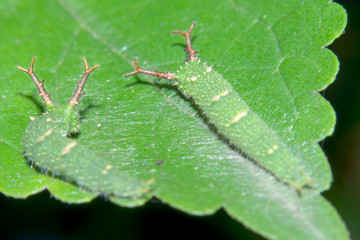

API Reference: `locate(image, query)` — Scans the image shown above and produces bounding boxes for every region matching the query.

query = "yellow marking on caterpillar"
[190,76,197,81]
[46,117,53,122]
[61,141,77,155]
[231,111,248,124]
[29,116,36,121]
[267,145,279,154]
[206,66,212,72]
[212,95,221,102]
[37,129,53,142]
[212,89,230,102]
[147,178,155,185]
[102,164,113,175]
[220,89,230,96]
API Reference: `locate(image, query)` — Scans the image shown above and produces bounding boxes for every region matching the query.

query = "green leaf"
[0,0,348,239]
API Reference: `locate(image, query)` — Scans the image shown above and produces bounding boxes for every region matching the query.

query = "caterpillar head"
[18,57,98,135]
[42,105,81,135]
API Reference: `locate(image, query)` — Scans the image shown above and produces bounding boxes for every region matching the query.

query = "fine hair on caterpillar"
[126,23,314,191]
[18,57,151,198]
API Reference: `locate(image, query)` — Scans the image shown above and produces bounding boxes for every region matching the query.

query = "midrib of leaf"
[51,29,81,104]
[57,0,132,65]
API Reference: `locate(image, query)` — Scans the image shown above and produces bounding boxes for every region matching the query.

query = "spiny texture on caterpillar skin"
[176,61,310,188]
[19,57,150,198]
[22,112,149,198]
[126,23,312,190]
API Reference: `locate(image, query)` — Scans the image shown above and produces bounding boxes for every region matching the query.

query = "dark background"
[323,0,360,239]
[1,1,359,239]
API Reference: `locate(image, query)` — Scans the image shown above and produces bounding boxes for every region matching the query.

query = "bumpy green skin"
[22,108,149,198]
[176,61,310,188]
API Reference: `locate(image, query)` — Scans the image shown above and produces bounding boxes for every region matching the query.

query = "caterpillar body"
[126,23,312,190]
[18,57,150,198]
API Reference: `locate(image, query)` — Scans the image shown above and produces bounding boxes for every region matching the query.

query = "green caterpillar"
[18,57,150,198]
[126,23,313,190]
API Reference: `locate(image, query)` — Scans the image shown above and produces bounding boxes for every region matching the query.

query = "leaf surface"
[0,0,348,239]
